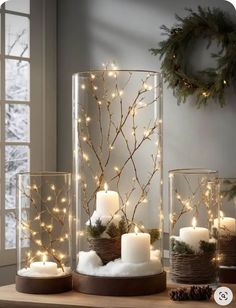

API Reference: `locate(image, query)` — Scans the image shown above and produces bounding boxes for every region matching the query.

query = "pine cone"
[169,288,189,301]
[189,286,213,301]
[169,285,213,301]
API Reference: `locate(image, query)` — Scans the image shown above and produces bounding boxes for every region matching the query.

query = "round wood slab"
[16,274,72,294]
[219,267,236,284]
[73,271,166,296]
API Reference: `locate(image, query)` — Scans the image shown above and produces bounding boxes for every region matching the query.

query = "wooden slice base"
[73,271,166,296]
[219,267,236,284]
[16,274,72,294]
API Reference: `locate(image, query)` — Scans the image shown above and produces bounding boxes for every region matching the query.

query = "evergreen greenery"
[150,7,236,107]
[171,238,216,254]
[86,219,106,238]
[221,179,236,201]
[171,238,194,254]
[199,240,216,253]
[87,216,128,239]
[148,228,160,244]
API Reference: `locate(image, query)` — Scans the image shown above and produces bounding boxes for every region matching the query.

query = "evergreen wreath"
[150,7,236,107]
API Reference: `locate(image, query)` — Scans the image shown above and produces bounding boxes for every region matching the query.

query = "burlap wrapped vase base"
[88,237,121,264]
[171,252,216,284]
[219,235,236,267]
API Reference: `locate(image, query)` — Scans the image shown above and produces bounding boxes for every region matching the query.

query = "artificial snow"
[77,250,162,277]
[18,267,71,278]
[86,211,121,227]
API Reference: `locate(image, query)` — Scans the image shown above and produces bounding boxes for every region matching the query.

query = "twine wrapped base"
[219,235,236,267]
[171,252,216,284]
[88,237,121,264]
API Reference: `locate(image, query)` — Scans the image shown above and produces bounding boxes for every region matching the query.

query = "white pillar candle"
[214,213,236,235]
[121,227,150,263]
[179,217,209,251]
[30,255,57,275]
[96,183,119,216]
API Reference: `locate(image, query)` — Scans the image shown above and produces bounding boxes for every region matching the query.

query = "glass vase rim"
[219,177,236,181]
[17,171,71,177]
[169,168,218,175]
[73,69,162,77]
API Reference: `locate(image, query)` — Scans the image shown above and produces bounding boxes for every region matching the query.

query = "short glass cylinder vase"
[218,178,236,283]
[16,172,72,294]
[72,70,165,296]
[169,169,219,285]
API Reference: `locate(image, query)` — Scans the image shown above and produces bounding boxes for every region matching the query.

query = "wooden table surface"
[0,284,235,308]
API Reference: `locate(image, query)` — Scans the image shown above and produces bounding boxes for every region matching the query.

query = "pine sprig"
[199,240,216,253]
[150,6,236,107]
[86,219,107,238]
[171,238,194,254]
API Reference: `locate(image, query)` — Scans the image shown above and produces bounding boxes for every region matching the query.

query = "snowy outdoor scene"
[4,2,30,249]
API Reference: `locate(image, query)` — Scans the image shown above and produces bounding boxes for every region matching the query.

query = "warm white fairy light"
[61,197,67,203]
[35,240,42,246]
[93,85,98,90]
[109,145,114,150]
[143,83,152,91]
[32,184,38,190]
[114,166,120,172]
[40,222,45,227]
[47,196,52,201]
[51,184,56,191]
[63,208,67,214]
[53,207,60,213]
[90,73,96,80]
[82,136,87,142]
[47,224,53,231]
[108,71,114,77]
[144,130,150,137]
[98,100,102,105]
[119,90,124,96]
[78,118,82,123]
[83,153,89,161]
[86,116,91,123]
[81,84,86,90]
[111,92,116,98]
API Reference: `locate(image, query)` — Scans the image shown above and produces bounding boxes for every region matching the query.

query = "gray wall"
[57,0,236,231]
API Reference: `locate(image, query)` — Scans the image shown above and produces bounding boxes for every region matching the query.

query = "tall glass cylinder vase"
[72,70,165,296]
[16,172,72,294]
[218,178,236,283]
[169,169,219,285]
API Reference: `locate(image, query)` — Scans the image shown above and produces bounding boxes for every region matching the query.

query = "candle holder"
[218,178,236,283]
[72,69,166,296]
[169,169,219,285]
[15,172,72,294]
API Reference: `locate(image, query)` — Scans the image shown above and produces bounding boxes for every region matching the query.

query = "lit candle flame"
[42,254,47,264]
[192,217,197,229]
[104,182,108,193]
[134,226,139,235]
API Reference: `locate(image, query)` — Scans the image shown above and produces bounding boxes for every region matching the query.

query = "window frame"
[0,0,57,266]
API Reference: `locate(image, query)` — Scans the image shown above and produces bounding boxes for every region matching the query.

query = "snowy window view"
[3,0,30,250]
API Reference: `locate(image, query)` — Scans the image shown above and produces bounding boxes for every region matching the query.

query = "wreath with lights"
[150,7,236,107]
